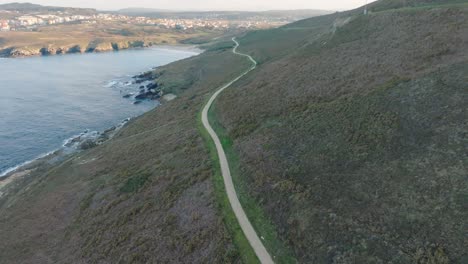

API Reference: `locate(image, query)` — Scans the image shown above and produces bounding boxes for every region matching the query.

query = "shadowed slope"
[214,3,468,263]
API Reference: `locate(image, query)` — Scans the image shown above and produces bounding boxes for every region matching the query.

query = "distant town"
[0,10,290,32]
[0,3,330,58]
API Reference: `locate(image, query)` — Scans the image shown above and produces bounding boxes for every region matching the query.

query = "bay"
[0,47,198,176]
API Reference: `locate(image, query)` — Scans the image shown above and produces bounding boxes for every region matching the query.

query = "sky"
[0,0,377,11]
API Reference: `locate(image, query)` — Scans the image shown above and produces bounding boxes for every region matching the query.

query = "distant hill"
[117,7,174,14]
[0,2,43,11]
[0,2,97,15]
[367,0,468,11]
[116,9,332,21]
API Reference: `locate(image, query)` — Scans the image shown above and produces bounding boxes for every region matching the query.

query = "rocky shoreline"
[130,71,164,103]
[0,40,157,58]
[115,68,181,104]
[0,118,131,190]
[0,64,185,185]
[0,45,200,191]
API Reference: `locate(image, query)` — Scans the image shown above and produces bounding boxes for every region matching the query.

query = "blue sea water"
[0,47,198,176]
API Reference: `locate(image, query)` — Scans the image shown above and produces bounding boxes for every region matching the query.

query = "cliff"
[0,40,158,58]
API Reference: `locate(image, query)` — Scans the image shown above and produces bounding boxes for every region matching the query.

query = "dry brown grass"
[0,21,228,56]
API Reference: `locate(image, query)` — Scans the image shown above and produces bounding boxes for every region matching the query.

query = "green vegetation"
[203,40,236,52]
[213,2,468,262]
[368,0,468,12]
[119,172,151,193]
[1,0,467,263]
[0,48,251,263]
[235,13,341,64]
[197,110,260,264]
[207,102,297,263]
[154,49,250,95]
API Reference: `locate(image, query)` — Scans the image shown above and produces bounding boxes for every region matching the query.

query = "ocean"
[0,47,198,176]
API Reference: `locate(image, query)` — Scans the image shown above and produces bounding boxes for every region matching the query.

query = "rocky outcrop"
[6,47,41,57]
[63,118,130,151]
[134,88,162,100]
[112,40,153,51]
[56,47,66,54]
[134,71,160,82]
[0,39,154,58]
[127,71,165,101]
[111,41,130,50]
[40,47,57,55]
[129,40,146,48]
[67,45,84,54]
[1,45,86,57]
[87,41,114,53]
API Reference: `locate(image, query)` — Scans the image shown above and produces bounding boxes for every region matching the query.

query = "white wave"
[103,80,118,88]
[62,129,100,153]
[1,118,132,178]
[0,149,57,178]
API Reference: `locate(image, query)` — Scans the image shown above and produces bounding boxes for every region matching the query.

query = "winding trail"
[201,38,274,264]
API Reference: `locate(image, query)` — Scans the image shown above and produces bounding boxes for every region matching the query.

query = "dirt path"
[201,38,274,264]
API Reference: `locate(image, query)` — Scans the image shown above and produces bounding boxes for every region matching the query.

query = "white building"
[17,16,43,26]
[0,20,10,31]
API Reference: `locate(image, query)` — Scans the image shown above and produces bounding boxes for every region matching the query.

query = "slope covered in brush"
[0,0,466,263]
[0,48,252,263]
[213,1,468,263]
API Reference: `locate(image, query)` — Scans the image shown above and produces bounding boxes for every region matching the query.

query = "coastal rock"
[56,47,66,54]
[135,92,148,100]
[111,41,130,50]
[94,43,114,53]
[1,39,152,58]
[111,40,149,51]
[134,71,155,80]
[40,47,57,56]
[103,126,117,134]
[129,40,146,48]
[8,47,41,57]
[147,82,158,90]
[79,139,97,150]
[0,48,11,57]
[87,41,114,53]
[67,45,84,54]
[135,89,161,100]
[134,71,160,86]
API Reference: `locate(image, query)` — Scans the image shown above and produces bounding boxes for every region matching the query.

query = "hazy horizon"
[0,0,377,11]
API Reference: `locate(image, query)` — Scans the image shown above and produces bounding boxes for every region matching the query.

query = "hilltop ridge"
[0,2,97,14]
[367,0,468,11]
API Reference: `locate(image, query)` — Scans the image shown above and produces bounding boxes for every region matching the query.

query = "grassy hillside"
[368,0,468,12]
[213,2,468,263]
[0,0,466,263]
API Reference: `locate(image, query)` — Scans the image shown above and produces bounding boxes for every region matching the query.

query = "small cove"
[0,47,199,176]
